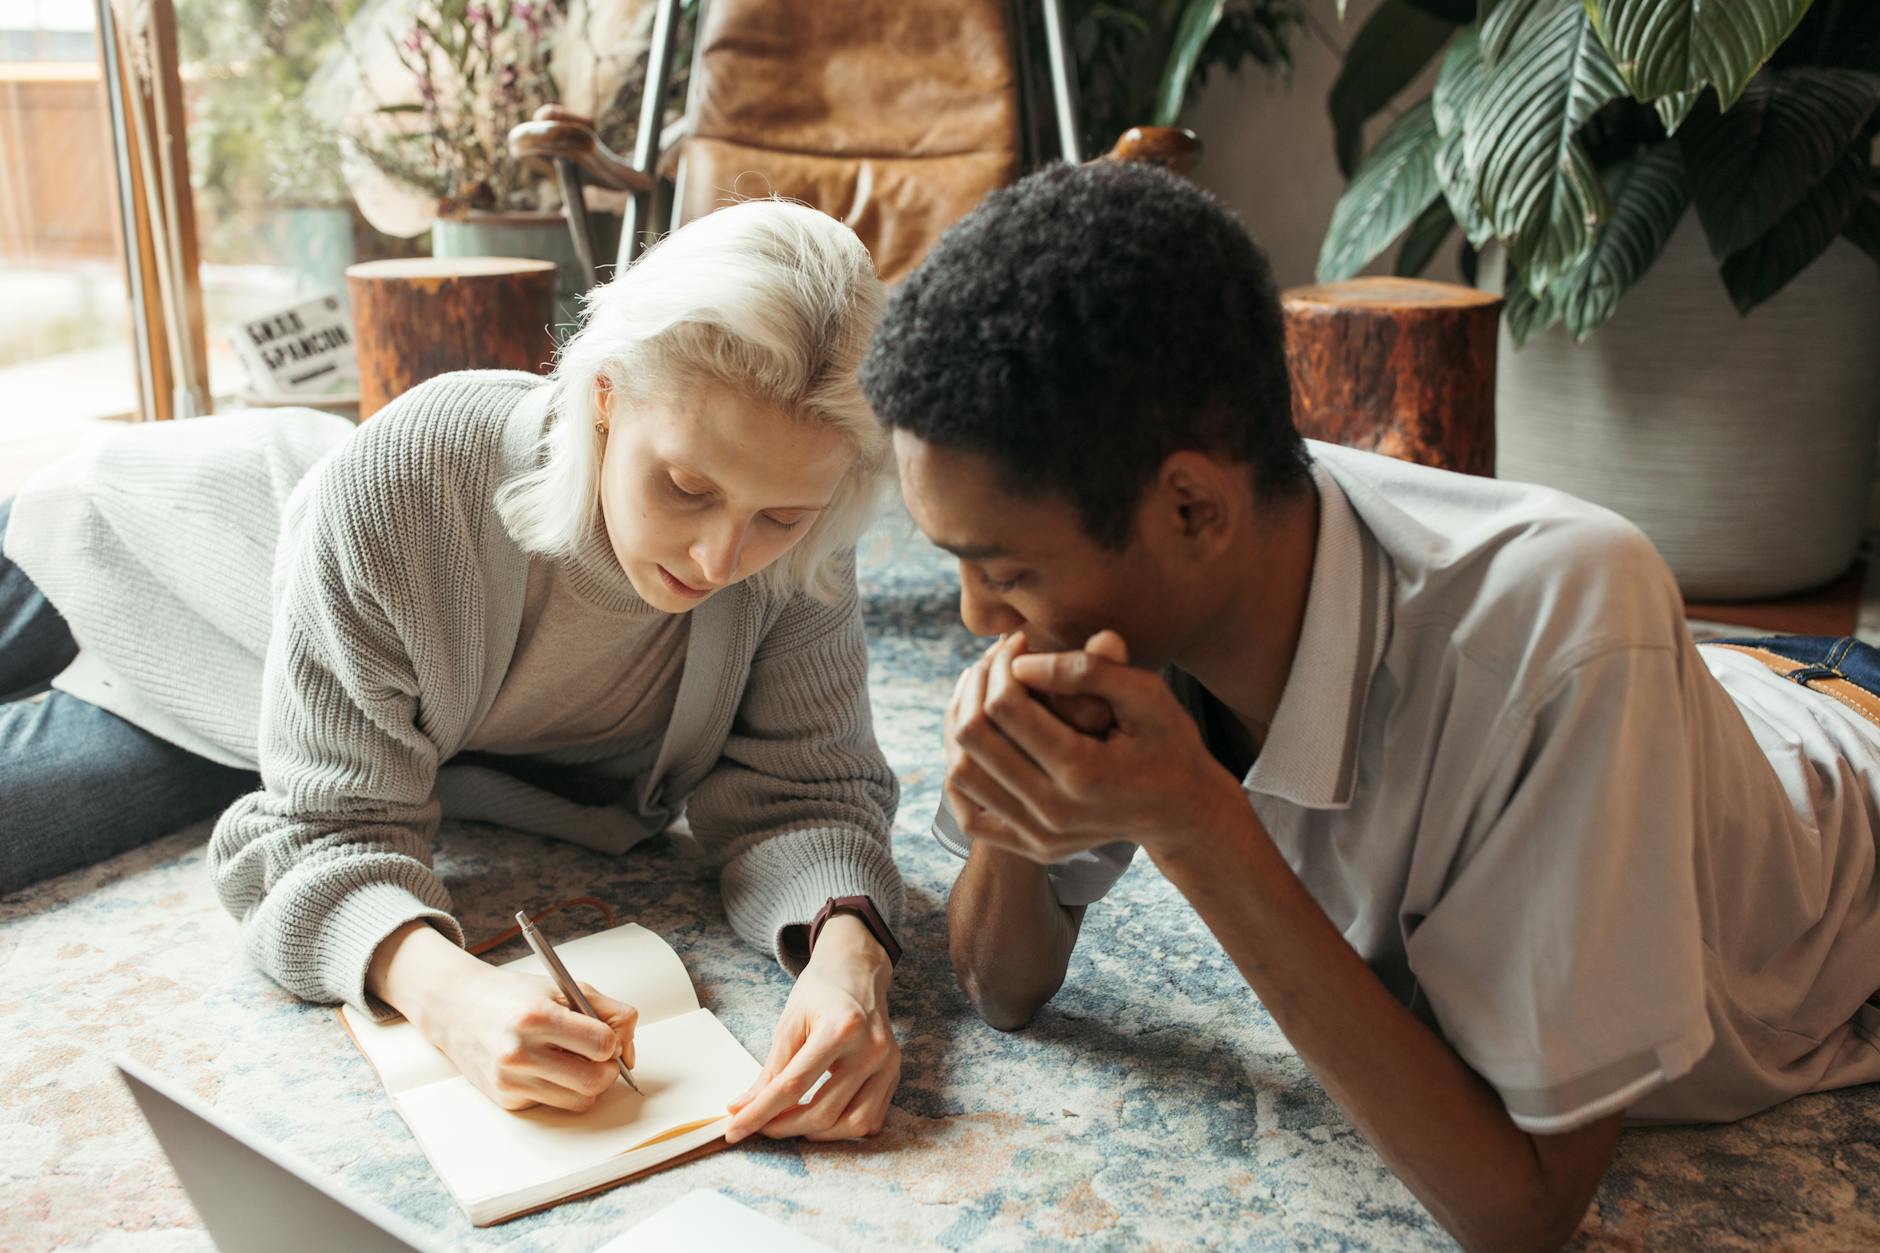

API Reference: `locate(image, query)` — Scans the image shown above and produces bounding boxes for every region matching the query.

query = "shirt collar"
[1244,460,1392,809]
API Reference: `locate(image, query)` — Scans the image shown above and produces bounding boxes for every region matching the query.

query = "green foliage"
[1585,0,1813,109]
[351,0,565,214]
[180,0,369,215]
[1158,0,1231,124]
[1718,150,1868,311]
[1029,0,1302,156]
[1678,68,1880,257]
[1465,0,1625,292]
[1330,0,1456,176]
[1316,0,1880,338]
[1395,195,1457,274]
[1317,97,1441,280]
[1431,28,1492,246]
[1502,275,1560,341]
[1520,141,1688,341]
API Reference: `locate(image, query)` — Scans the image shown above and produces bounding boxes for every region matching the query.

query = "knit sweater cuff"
[314,881,465,1020]
[721,827,906,977]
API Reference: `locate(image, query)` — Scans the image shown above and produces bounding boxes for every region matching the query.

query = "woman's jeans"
[1,497,258,896]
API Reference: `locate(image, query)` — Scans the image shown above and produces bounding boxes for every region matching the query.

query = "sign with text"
[232,294,358,397]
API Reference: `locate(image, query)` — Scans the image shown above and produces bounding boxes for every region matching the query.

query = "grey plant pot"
[272,206,357,305]
[1491,222,1880,601]
[431,210,623,332]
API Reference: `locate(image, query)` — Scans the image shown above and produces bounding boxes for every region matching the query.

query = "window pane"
[175,0,414,410]
[0,0,138,493]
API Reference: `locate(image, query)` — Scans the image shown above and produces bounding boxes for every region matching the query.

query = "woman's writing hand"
[368,920,638,1113]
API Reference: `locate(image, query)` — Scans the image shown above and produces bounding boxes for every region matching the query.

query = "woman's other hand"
[722,913,899,1142]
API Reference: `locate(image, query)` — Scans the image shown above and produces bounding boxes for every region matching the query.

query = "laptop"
[117,1057,441,1252]
[115,1058,831,1252]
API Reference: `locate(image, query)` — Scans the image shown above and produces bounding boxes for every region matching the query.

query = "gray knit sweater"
[5,371,903,1014]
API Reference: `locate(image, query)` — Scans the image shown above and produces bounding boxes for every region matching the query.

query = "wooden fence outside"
[0,62,119,262]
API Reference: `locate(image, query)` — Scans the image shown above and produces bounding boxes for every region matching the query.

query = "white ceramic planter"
[1492,222,1880,600]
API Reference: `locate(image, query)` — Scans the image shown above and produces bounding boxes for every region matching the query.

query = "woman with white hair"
[0,200,905,1143]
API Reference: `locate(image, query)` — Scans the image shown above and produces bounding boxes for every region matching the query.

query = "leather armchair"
[510,0,1200,289]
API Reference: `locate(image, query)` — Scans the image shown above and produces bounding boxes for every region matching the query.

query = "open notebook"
[338,924,762,1226]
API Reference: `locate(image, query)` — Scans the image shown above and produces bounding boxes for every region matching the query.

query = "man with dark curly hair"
[860,159,1880,1249]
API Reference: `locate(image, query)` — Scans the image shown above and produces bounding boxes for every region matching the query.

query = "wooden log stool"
[346,257,559,419]
[1281,278,1503,476]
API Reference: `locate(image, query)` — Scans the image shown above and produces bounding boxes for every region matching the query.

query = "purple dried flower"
[403,25,425,52]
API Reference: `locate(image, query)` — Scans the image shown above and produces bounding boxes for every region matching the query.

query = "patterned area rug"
[3,515,1878,1251]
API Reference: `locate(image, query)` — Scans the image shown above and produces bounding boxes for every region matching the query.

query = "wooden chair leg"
[554,163,600,292]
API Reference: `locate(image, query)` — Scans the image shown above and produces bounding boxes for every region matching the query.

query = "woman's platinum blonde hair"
[494,199,890,602]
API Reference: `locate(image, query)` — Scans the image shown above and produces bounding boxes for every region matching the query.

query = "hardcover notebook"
[338,924,762,1226]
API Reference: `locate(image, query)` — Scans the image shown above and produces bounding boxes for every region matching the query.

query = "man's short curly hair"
[861,160,1310,550]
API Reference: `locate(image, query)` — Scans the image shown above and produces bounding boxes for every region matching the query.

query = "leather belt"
[1708,643,1880,733]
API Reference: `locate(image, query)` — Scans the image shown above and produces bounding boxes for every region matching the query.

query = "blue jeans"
[1708,634,1880,699]
[1,497,258,896]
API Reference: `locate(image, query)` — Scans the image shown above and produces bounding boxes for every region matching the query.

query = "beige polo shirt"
[936,440,1880,1133]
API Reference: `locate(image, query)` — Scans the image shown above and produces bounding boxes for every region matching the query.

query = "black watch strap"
[808,894,903,967]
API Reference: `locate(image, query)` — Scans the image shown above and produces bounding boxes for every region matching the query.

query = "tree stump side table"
[346,256,559,419]
[1281,278,1504,477]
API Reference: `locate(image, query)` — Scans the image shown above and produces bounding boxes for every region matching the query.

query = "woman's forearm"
[366,919,474,1027]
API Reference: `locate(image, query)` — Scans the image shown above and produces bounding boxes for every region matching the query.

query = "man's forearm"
[948,842,1083,1030]
[1152,805,1616,1250]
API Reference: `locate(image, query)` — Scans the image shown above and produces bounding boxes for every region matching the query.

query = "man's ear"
[1157,451,1237,558]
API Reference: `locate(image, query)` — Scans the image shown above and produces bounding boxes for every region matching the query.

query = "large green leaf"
[1466,0,1626,291]
[1331,1,1459,177]
[1547,143,1688,337]
[1479,0,1529,63]
[1318,98,1444,281]
[1432,24,1484,133]
[1156,0,1228,125]
[1721,150,1866,312]
[1654,88,1700,134]
[1432,28,1495,246]
[1680,68,1880,259]
[1504,277,1562,345]
[1396,196,1458,274]
[1584,0,1813,110]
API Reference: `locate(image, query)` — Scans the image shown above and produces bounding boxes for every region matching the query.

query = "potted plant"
[340,0,663,320]
[1315,0,1880,599]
